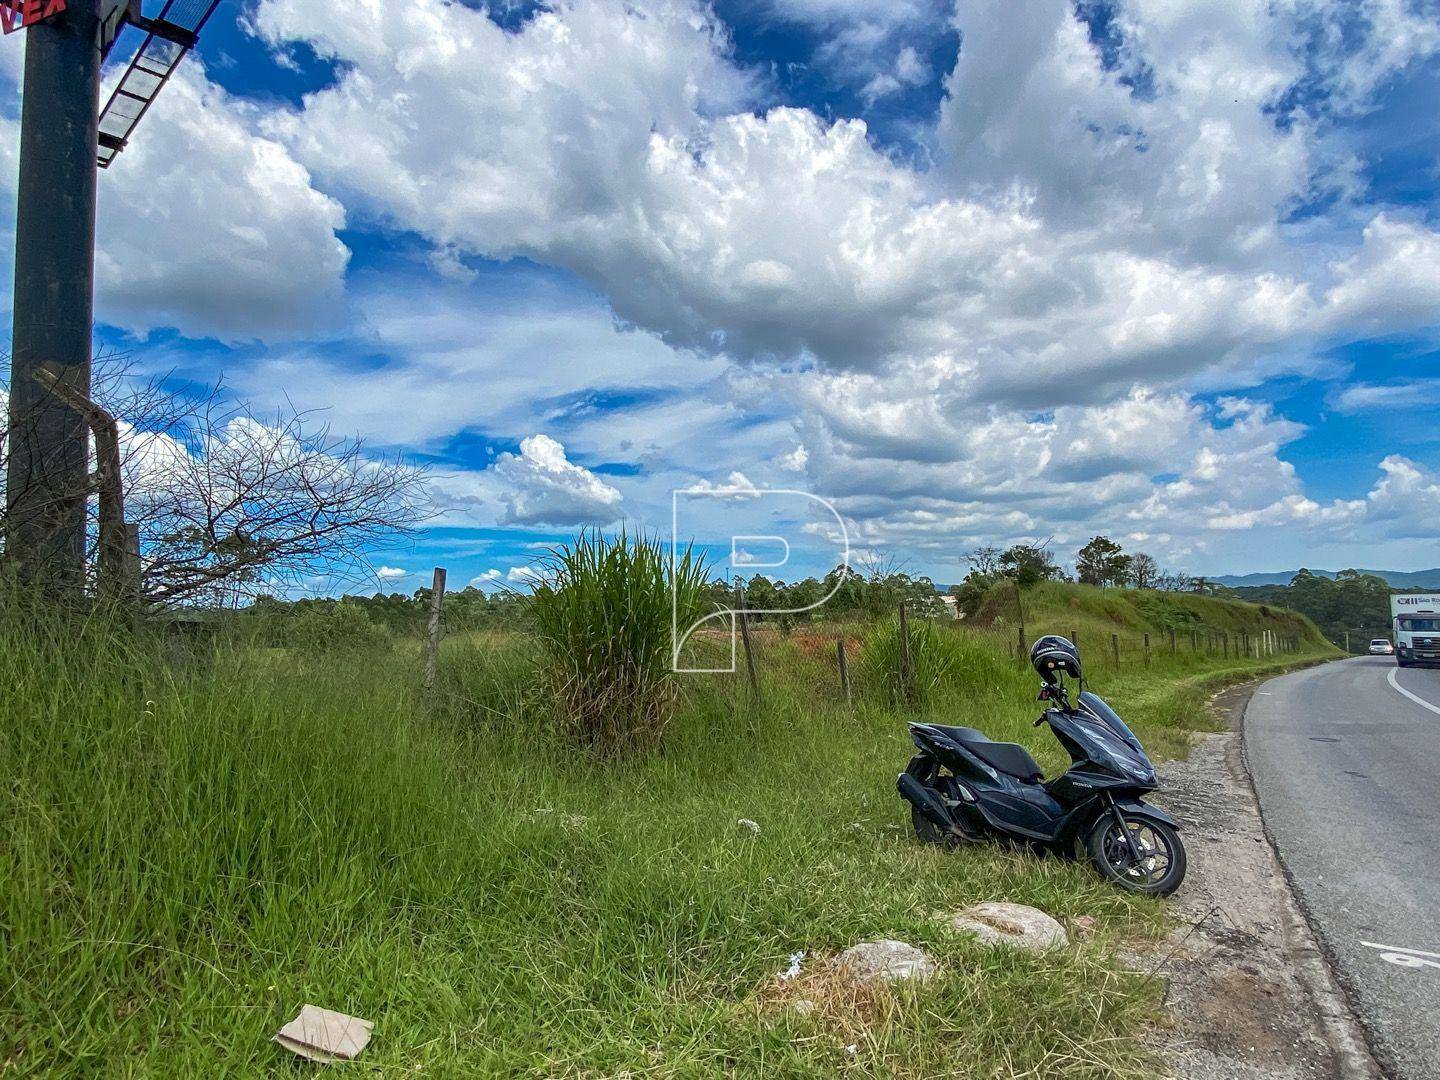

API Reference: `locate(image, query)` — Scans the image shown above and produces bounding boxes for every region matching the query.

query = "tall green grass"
[859,616,1013,708]
[528,530,712,754]
[0,582,1334,1076]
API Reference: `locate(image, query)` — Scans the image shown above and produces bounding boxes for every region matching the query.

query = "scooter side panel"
[970,779,1068,840]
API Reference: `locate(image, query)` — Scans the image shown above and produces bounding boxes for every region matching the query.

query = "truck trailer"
[1391,593,1440,667]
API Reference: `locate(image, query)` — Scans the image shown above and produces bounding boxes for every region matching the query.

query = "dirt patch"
[1135,681,1380,1079]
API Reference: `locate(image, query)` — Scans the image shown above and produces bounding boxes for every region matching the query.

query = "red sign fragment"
[2,0,67,35]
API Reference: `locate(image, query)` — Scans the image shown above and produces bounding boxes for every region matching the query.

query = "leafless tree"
[963,545,1003,575]
[1154,569,1197,592]
[1128,551,1161,589]
[3,353,430,606]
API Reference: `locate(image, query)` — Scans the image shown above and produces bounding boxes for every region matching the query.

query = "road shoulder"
[1142,677,1381,1079]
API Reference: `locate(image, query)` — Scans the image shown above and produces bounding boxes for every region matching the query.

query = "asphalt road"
[1246,656,1440,1080]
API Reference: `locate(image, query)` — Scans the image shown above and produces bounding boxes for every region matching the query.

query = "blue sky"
[4,0,1440,594]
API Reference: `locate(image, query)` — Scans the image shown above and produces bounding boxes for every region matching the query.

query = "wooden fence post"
[898,602,912,687]
[737,586,761,700]
[1223,633,1229,659]
[1169,628,1176,656]
[33,366,131,603]
[1143,633,1151,665]
[837,636,851,706]
[423,567,447,691]
[1017,624,1027,663]
[1111,633,1119,666]
[122,522,142,602]
[1069,629,1078,649]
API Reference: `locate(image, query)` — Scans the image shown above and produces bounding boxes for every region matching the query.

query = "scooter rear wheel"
[1086,814,1186,896]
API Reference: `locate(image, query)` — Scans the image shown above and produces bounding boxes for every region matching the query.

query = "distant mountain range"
[1213,568,1440,589]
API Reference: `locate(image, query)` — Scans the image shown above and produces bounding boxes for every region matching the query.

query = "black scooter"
[896,635,1186,896]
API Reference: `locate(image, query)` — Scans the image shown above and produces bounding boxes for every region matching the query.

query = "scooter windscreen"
[1076,691,1144,752]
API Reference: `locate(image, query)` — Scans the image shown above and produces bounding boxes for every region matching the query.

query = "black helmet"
[1030,634,1081,684]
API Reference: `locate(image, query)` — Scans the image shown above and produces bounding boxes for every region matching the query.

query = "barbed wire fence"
[706,598,1312,709]
[416,567,1316,713]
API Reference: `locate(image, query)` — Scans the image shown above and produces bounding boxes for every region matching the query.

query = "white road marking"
[1363,941,1440,960]
[1386,667,1440,716]
[1362,941,1440,971]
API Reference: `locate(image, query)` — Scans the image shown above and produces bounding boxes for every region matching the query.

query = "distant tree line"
[239,557,958,641]
[714,558,951,626]
[946,536,1214,619]
[242,584,527,642]
[1230,569,1393,651]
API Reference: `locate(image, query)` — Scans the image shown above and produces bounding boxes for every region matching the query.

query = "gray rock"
[946,902,1069,952]
[833,939,937,984]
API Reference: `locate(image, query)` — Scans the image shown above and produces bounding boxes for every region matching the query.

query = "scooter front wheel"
[1086,814,1186,896]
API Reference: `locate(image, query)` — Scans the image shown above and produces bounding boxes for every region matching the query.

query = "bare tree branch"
[4,352,430,606]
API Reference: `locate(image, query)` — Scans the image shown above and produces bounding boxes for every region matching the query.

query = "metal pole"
[6,0,103,592]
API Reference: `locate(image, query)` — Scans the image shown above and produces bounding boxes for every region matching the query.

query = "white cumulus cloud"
[491,434,622,526]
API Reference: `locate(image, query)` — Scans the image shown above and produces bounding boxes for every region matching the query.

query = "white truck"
[1391,593,1440,667]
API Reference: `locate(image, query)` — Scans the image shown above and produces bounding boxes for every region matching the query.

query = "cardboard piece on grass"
[274,1004,374,1063]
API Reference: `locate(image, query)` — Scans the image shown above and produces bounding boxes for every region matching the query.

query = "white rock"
[946,902,1069,952]
[833,939,937,985]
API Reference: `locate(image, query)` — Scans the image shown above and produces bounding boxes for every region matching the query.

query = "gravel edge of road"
[1228,669,1384,1079]
[1135,660,1385,1080]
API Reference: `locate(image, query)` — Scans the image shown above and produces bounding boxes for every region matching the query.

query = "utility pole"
[5,0,103,591]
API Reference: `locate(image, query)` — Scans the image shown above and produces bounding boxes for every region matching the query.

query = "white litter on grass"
[737,818,761,835]
[844,1043,858,1056]
[777,951,805,980]
[274,1004,373,1063]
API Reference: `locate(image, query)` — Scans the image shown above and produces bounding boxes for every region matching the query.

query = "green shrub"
[286,599,391,655]
[528,530,711,754]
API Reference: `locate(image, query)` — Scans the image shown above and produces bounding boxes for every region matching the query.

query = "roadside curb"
[1224,667,1387,1080]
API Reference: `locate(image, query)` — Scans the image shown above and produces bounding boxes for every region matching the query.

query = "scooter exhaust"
[897,773,961,835]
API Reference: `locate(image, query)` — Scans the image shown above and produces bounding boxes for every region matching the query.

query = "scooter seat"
[933,726,1043,782]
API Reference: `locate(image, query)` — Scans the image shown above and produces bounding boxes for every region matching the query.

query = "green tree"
[999,543,1063,587]
[1076,536,1130,587]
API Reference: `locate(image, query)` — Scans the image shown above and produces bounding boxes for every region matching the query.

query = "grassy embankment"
[1,584,1334,1077]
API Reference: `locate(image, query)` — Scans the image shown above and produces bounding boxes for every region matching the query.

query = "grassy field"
[0,586,1335,1077]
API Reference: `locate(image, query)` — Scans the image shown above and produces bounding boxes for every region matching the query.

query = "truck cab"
[1391,594,1440,668]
